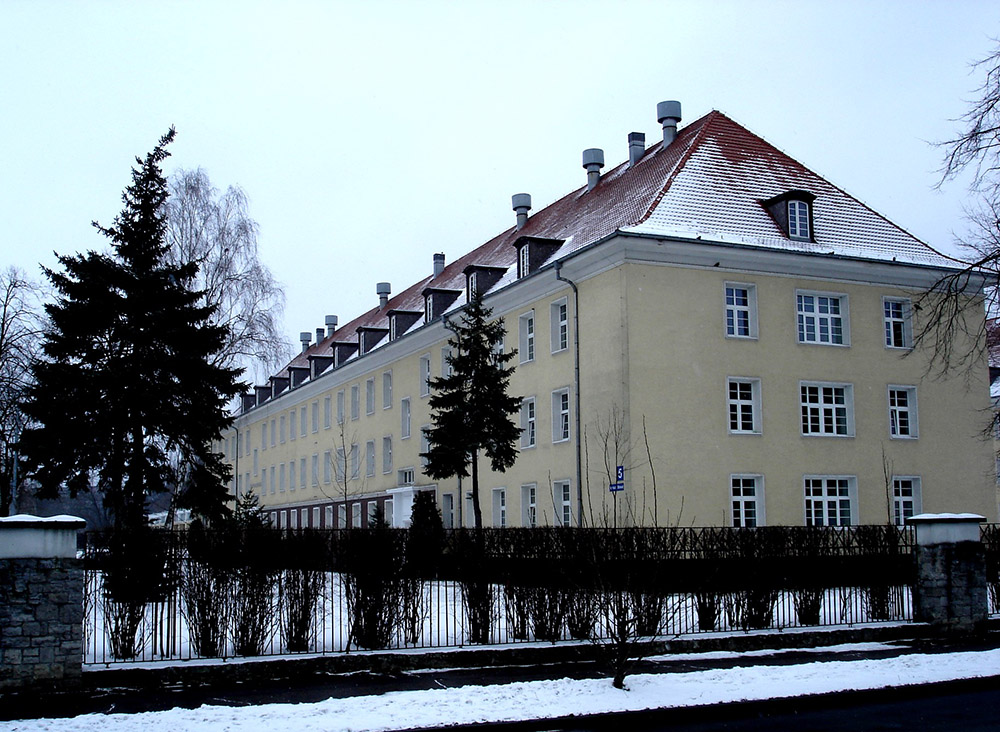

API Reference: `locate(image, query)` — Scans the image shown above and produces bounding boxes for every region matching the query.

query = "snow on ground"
[10,646,1000,732]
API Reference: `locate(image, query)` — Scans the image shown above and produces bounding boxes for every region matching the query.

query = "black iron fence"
[81,525,917,666]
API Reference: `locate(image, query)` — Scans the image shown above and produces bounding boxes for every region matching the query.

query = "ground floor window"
[731,474,763,527]
[804,476,856,526]
[893,476,921,526]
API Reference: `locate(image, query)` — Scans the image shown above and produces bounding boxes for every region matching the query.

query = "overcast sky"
[1,1,996,370]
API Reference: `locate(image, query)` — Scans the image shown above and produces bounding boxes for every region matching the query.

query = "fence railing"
[81,525,917,666]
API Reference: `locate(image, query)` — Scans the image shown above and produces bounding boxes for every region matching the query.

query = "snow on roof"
[257,110,962,396]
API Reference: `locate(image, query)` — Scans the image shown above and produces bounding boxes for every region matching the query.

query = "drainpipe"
[554,261,583,527]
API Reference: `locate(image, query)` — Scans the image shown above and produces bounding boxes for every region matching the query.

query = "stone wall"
[0,558,84,691]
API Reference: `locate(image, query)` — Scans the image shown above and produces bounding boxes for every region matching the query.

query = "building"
[219,101,996,530]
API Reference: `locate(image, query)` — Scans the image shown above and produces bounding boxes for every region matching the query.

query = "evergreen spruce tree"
[420,291,521,529]
[21,128,241,530]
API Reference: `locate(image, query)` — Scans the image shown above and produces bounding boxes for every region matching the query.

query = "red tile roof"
[267,110,960,387]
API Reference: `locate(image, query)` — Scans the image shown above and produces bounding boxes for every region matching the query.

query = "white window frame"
[520,397,536,448]
[518,244,530,278]
[398,467,415,486]
[383,371,393,409]
[253,448,258,476]
[788,199,811,240]
[384,499,394,527]
[420,426,430,469]
[493,487,507,528]
[888,385,918,439]
[796,290,849,346]
[324,505,333,529]
[420,354,432,397]
[289,460,296,492]
[312,454,320,487]
[279,415,286,444]
[442,493,455,528]
[350,443,360,480]
[383,436,393,474]
[337,390,345,425]
[366,440,376,478]
[311,401,319,433]
[352,502,362,528]
[731,474,764,527]
[350,384,360,420]
[800,381,854,437]
[269,466,275,495]
[883,297,913,350]
[521,483,537,527]
[261,422,267,451]
[324,396,332,430]
[335,447,346,483]
[552,388,571,443]
[550,298,569,353]
[299,457,306,490]
[337,504,347,529]
[554,479,573,527]
[727,377,761,434]
[892,476,922,526]
[300,408,307,438]
[441,347,452,377]
[279,463,286,493]
[401,397,411,439]
[289,409,296,441]
[725,283,758,339]
[804,476,857,526]
[519,310,535,363]
[366,377,375,415]
[270,419,276,448]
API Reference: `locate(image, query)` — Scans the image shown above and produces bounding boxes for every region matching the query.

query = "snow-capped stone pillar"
[908,513,987,634]
[0,514,86,691]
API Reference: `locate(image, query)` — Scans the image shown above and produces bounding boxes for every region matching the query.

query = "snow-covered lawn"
[9,645,1000,731]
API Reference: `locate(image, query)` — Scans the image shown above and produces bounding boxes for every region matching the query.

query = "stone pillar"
[0,514,86,691]
[909,513,987,634]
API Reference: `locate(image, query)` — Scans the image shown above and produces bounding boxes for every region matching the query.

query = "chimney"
[433,253,445,278]
[512,193,532,230]
[628,132,645,167]
[657,100,682,146]
[315,327,324,344]
[377,282,391,309]
[299,331,311,353]
[582,148,605,191]
[325,315,338,338]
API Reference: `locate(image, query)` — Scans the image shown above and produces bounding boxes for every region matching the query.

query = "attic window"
[762,190,816,242]
[788,200,810,240]
[518,245,530,279]
[468,272,478,299]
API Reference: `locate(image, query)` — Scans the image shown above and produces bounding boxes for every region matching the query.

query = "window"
[279,415,286,444]
[383,436,392,474]
[442,494,455,528]
[328,449,337,483]
[788,200,810,240]
[519,311,535,363]
[804,476,856,526]
[351,385,360,420]
[337,504,347,529]
[312,453,319,486]
[279,463,286,493]
[420,427,430,468]
[888,386,918,438]
[351,503,362,528]
[289,460,296,492]
[261,422,267,451]
[270,419,276,447]
[253,449,258,476]
[299,457,306,490]
[892,476,921,526]
[800,382,853,436]
[398,467,415,486]
[468,271,478,299]
[727,378,761,434]
[551,298,568,353]
[554,479,573,527]
[384,499,394,527]
[520,397,536,448]
[324,396,332,429]
[366,378,375,415]
[269,466,275,495]
[420,355,431,396]
[366,440,375,477]
[335,448,346,482]
[883,297,912,349]
[401,397,411,439]
[518,244,530,278]
[312,507,320,528]
[725,283,757,339]
[441,347,452,377]
[279,510,286,529]
[493,488,506,528]
[522,484,537,527]
[552,389,571,442]
[324,505,333,529]
[300,408,307,438]
[289,410,296,441]
[796,291,848,345]
[350,444,360,480]
[337,390,345,425]
[731,475,763,527]
[311,401,319,432]
[383,371,392,409]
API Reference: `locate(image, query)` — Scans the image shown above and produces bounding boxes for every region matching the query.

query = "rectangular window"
[366,440,375,477]
[401,397,411,439]
[727,378,761,434]
[520,397,536,448]
[551,298,569,353]
[420,355,431,397]
[493,488,506,528]
[299,457,306,490]
[289,460,296,492]
[384,499,394,527]
[893,476,921,526]
[398,467,415,486]
[383,436,392,474]
[289,410,296,441]
[804,476,856,526]
[279,463,286,493]
[800,382,853,436]
[324,505,333,529]
[366,378,375,415]
[554,479,572,527]
[351,385,360,420]
[519,311,535,363]
[796,291,848,345]
[788,200,810,239]
[383,371,392,409]
[312,453,320,486]
[269,466,275,495]
[521,484,537,527]
[888,386,918,438]
[335,447,346,482]
[367,501,379,528]
[352,503,362,528]
[253,449,259,476]
[337,390,345,425]
[261,422,267,451]
[324,396,332,429]
[270,419,276,448]
[327,450,337,483]
[442,494,455,529]
[350,443,360,480]
[518,245,530,279]
[552,389,571,442]
[279,510,287,529]
[300,408,307,438]
[883,297,912,349]
[337,504,347,529]
[420,427,430,469]
[441,347,452,377]
[725,283,757,338]
[731,475,763,527]
[311,401,319,433]
[279,415,286,444]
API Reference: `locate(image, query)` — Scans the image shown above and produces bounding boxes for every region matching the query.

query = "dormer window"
[469,272,478,299]
[513,236,564,280]
[518,245,530,279]
[762,190,816,242]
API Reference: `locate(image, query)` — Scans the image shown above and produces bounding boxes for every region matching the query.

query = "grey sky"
[1,1,996,365]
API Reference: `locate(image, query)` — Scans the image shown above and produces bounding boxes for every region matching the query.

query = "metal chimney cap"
[376,282,391,296]
[299,331,311,342]
[628,132,646,144]
[325,315,338,328]
[657,100,682,124]
[582,148,605,168]
[511,193,532,211]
